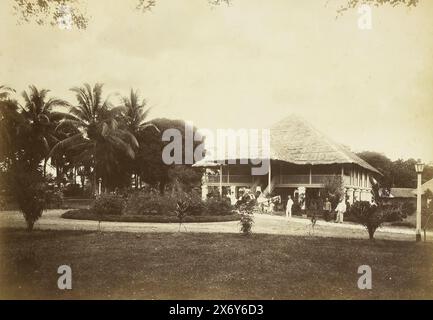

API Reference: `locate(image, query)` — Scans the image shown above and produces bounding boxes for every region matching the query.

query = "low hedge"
[61,209,241,223]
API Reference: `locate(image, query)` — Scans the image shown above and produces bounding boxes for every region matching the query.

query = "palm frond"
[48,133,85,158]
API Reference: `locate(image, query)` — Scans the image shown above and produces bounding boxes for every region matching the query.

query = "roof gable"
[269,115,380,174]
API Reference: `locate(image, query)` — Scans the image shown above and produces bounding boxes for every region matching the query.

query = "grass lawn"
[1,228,432,299]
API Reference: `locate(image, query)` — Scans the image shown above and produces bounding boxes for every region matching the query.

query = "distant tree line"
[0,84,202,196]
[357,151,433,189]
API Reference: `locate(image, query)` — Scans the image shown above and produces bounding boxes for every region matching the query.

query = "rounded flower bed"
[61,189,241,223]
[62,209,241,223]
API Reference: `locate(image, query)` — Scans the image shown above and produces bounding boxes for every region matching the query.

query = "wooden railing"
[206,174,347,185]
[206,175,254,184]
[279,175,310,184]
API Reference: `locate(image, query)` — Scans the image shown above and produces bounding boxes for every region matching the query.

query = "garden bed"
[61,209,241,223]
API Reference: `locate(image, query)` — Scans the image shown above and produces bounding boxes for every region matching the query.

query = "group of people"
[285,195,347,223]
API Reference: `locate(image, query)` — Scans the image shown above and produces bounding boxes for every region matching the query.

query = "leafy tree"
[11,0,229,29]
[337,0,419,15]
[10,0,417,30]
[322,175,344,209]
[357,151,393,187]
[7,164,48,231]
[168,165,203,192]
[50,83,138,193]
[357,151,433,188]
[135,118,204,193]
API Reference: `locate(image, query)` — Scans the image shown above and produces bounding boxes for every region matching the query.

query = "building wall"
[201,163,375,204]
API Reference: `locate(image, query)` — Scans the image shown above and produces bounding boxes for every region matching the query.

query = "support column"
[347,188,354,205]
[309,166,312,185]
[201,173,208,201]
[354,189,360,202]
[230,185,236,205]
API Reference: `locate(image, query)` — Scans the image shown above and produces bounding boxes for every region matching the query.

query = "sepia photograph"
[1,0,433,306]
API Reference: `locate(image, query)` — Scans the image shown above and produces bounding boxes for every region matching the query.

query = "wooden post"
[309,166,312,185]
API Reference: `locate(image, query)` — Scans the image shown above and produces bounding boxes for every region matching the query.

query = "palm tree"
[19,85,69,174]
[119,89,157,134]
[50,83,139,194]
[0,99,24,168]
[118,89,158,188]
[0,85,15,100]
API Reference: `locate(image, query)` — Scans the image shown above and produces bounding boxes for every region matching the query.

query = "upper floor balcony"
[205,174,359,187]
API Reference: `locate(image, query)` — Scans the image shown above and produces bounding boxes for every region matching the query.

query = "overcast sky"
[1,0,432,162]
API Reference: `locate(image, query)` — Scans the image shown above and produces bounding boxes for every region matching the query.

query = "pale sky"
[1,0,433,162]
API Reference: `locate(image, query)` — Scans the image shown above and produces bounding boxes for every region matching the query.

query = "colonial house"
[194,115,381,209]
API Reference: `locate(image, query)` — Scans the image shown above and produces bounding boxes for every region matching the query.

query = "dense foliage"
[92,193,126,216]
[349,201,383,240]
[95,189,233,216]
[6,165,48,231]
[0,83,204,230]
[357,151,433,189]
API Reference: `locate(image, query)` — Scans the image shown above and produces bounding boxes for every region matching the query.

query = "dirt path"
[1,209,430,241]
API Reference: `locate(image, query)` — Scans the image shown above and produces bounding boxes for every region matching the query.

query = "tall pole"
[219,164,223,197]
[416,171,422,242]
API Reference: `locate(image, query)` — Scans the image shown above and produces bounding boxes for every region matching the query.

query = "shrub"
[63,184,83,197]
[122,189,204,216]
[237,192,256,235]
[180,190,204,216]
[381,203,403,222]
[204,197,233,216]
[123,190,173,215]
[349,201,392,240]
[45,187,64,209]
[9,168,48,231]
[292,202,302,216]
[402,201,415,217]
[239,214,254,235]
[92,193,125,216]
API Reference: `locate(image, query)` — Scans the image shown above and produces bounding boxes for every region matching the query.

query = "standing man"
[335,198,347,223]
[286,195,294,219]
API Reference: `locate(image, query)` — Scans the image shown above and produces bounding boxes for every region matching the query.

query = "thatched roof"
[195,115,380,175]
[269,115,381,174]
